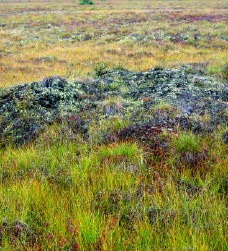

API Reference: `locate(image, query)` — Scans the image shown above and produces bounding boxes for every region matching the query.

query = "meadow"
[0,0,228,250]
[0,0,227,87]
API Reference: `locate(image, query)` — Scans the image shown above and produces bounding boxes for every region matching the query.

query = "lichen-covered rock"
[0,66,227,145]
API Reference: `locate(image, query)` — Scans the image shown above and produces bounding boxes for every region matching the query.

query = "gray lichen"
[0,66,227,145]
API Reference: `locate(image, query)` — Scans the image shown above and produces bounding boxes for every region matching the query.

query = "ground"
[0,0,227,87]
[0,1,227,251]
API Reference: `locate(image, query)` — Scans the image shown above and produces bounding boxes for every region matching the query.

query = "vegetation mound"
[0,66,227,146]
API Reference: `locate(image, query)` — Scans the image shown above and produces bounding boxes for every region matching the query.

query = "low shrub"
[79,0,94,5]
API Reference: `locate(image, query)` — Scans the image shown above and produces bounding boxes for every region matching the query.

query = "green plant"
[171,132,200,154]
[98,142,140,159]
[79,0,94,5]
[93,61,109,77]
[221,64,228,81]
[152,102,175,112]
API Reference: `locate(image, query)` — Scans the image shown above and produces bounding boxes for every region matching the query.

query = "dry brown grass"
[0,0,227,87]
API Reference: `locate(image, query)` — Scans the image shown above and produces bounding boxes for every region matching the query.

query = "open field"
[0,1,228,250]
[0,0,227,87]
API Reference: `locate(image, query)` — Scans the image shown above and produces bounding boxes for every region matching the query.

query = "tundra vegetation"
[0,0,227,250]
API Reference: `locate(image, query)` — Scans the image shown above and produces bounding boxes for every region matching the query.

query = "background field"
[0,1,228,251]
[0,0,227,87]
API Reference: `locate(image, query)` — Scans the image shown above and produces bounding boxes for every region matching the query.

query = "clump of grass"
[171,132,200,154]
[107,116,130,132]
[89,115,131,144]
[102,97,123,107]
[98,142,141,160]
[170,132,210,171]
[152,102,176,113]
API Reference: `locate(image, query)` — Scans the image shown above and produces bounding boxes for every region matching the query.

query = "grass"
[0,0,227,87]
[171,132,200,154]
[0,0,228,250]
[0,120,227,250]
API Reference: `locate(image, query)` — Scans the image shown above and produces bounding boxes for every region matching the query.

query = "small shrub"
[93,61,108,77]
[79,0,94,5]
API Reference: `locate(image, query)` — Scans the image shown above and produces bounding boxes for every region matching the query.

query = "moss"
[0,66,227,145]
